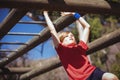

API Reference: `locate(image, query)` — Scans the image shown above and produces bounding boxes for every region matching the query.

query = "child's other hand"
[43,11,48,15]
[61,12,74,16]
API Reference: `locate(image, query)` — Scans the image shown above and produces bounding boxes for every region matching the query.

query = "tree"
[87,15,103,42]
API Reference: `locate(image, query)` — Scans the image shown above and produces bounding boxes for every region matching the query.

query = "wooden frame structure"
[0,0,120,80]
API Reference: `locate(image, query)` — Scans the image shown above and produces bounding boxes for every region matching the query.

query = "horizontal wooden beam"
[20,57,61,80]
[87,28,120,54]
[18,21,46,25]
[0,42,27,45]
[0,67,31,74]
[0,49,17,52]
[7,32,40,36]
[0,57,60,75]
[0,0,120,16]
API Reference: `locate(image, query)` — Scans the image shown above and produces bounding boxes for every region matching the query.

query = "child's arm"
[61,12,90,43]
[43,11,60,48]
[73,13,90,43]
[78,17,90,43]
[76,20,84,41]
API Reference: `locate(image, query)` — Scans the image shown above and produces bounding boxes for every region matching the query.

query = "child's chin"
[67,43,76,46]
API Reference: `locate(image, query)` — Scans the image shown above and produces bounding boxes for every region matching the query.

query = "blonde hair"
[59,31,71,42]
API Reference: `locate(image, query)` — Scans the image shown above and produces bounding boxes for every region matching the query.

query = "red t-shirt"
[56,41,96,80]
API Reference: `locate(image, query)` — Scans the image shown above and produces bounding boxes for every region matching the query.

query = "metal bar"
[0,0,120,16]
[0,8,28,39]
[0,42,28,45]
[18,21,46,25]
[7,32,40,36]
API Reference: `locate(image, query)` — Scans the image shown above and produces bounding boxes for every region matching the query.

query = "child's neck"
[67,43,76,46]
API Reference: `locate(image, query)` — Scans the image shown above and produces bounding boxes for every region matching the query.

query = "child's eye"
[65,35,68,37]
[63,36,68,39]
[70,35,73,37]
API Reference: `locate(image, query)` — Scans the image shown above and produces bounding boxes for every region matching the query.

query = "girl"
[43,11,118,80]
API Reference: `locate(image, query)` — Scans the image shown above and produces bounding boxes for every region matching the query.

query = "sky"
[0,8,57,60]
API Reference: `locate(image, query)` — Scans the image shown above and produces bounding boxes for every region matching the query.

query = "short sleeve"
[78,41,88,51]
[55,43,63,51]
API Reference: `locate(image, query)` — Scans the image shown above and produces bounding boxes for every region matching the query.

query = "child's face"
[62,32,76,46]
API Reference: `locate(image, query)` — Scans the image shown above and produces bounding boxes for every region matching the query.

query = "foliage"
[110,53,120,79]
[90,51,106,69]
[72,15,103,42]
[111,63,120,79]
[104,16,118,33]
[89,13,120,79]
[87,15,103,42]
[86,13,119,42]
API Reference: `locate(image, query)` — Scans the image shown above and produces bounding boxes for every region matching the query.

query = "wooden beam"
[18,21,46,25]
[0,57,60,75]
[0,8,28,39]
[87,28,120,54]
[0,0,120,16]
[0,14,76,67]
[20,57,61,80]
[0,67,31,74]
[0,49,17,52]
[7,32,40,36]
[0,42,27,45]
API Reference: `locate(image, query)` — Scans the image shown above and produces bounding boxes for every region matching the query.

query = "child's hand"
[43,11,48,15]
[61,12,74,16]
